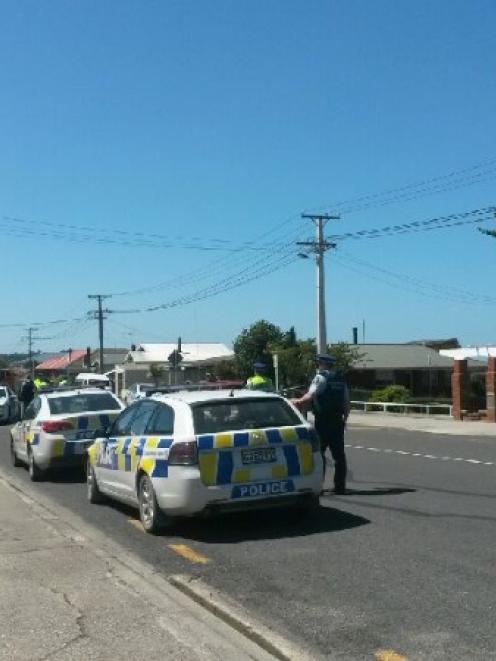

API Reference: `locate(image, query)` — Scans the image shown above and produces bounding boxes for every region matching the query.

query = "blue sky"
[1,0,495,355]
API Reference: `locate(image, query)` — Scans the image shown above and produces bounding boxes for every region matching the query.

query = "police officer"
[246,361,275,392]
[19,376,36,416]
[291,354,350,494]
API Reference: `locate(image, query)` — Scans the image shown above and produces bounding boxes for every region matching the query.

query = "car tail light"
[41,420,74,433]
[168,441,198,465]
[309,428,320,452]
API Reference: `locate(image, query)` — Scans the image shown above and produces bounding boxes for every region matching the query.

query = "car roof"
[43,388,118,399]
[148,388,282,405]
[75,373,110,381]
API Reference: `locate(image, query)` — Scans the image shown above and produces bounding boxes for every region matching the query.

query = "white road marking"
[344,444,494,467]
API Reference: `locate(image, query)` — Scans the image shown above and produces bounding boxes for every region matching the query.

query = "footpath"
[348,410,496,437]
[0,472,283,661]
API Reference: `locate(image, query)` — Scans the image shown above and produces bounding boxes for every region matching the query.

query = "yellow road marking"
[168,544,211,565]
[128,518,144,532]
[375,650,408,661]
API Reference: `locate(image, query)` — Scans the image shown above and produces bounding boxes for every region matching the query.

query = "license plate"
[241,447,276,465]
[232,480,295,499]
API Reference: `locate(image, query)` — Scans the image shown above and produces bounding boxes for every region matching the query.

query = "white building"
[111,342,235,391]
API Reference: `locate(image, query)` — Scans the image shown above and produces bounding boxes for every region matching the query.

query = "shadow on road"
[352,478,496,500]
[175,505,370,544]
[48,467,86,484]
[322,487,416,497]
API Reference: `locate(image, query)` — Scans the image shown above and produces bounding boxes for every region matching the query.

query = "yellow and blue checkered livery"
[197,425,315,486]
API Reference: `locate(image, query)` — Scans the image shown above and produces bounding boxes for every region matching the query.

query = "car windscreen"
[0,387,6,398]
[48,393,121,415]
[192,398,301,434]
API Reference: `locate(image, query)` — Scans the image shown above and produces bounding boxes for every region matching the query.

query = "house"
[36,347,128,378]
[117,342,235,389]
[349,343,484,399]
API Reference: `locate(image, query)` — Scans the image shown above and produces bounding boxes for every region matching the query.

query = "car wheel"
[10,437,21,467]
[138,474,168,534]
[87,460,105,504]
[27,448,45,482]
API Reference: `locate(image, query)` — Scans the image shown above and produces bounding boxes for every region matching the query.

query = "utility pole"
[297,213,340,354]
[23,326,50,378]
[88,294,111,374]
[27,327,35,379]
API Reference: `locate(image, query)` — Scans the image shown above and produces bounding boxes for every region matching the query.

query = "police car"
[10,387,124,481]
[87,390,323,533]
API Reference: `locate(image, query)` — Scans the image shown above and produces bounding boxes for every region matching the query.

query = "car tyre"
[138,474,169,534]
[87,460,105,504]
[10,437,21,467]
[27,448,45,482]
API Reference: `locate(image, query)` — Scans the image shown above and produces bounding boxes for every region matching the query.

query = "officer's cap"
[253,361,267,370]
[316,353,336,365]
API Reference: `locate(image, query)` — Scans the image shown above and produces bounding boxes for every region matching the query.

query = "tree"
[328,342,366,375]
[274,338,316,389]
[478,227,496,238]
[233,320,283,379]
[211,359,239,381]
[148,363,165,386]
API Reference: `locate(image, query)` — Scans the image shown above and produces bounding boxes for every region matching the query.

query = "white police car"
[0,385,19,423]
[10,388,123,480]
[87,390,323,533]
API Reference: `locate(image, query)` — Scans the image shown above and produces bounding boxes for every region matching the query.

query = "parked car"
[75,373,112,389]
[0,385,19,424]
[10,387,124,480]
[87,389,323,533]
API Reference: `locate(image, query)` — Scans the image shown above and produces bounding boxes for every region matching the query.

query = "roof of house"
[351,344,482,370]
[126,343,234,365]
[440,346,496,359]
[100,351,129,365]
[36,349,87,371]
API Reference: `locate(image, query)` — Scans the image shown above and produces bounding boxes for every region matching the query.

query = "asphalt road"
[1,423,495,660]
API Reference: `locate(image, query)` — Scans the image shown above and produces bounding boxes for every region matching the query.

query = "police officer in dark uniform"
[19,376,36,417]
[292,354,350,494]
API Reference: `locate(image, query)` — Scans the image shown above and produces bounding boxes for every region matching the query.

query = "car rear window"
[192,398,301,434]
[48,393,121,415]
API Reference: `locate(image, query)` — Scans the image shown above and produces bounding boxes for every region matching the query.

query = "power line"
[307,156,496,216]
[4,157,496,261]
[328,207,495,242]
[333,251,496,305]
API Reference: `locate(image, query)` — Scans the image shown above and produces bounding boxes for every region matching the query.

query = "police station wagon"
[87,390,323,533]
[10,388,123,480]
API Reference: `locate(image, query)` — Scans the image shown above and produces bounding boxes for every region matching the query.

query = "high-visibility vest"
[246,374,274,392]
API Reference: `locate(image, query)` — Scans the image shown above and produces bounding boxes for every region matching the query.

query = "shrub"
[371,385,410,403]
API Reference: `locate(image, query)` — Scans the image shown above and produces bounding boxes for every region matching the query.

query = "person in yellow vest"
[246,361,274,392]
[33,377,48,390]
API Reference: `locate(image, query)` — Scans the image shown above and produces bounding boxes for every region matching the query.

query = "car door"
[18,397,41,460]
[96,405,139,496]
[116,399,159,497]
[8,388,19,421]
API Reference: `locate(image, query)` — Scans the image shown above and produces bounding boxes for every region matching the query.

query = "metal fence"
[351,400,453,416]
